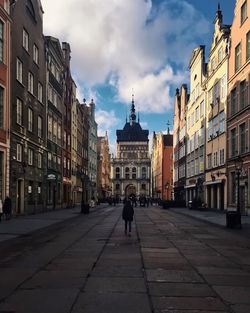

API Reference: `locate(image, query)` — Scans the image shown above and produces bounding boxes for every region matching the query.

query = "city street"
[0,205,250,313]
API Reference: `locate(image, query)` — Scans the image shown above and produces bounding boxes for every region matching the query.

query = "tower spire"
[215,2,222,24]
[130,94,136,125]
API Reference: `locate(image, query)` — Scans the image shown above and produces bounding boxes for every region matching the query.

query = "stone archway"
[125,184,136,198]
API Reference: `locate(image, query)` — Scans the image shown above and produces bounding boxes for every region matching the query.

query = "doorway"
[17,179,24,214]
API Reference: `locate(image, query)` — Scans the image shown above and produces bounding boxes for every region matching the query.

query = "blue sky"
[42,0,235,151]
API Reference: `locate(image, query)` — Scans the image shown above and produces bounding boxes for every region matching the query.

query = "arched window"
[125,167,130,179]
[142,167,147,179]
[132,167,136,179]
[116,167,120,179]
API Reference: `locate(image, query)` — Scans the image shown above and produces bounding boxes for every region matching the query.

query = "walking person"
[3,196,12,220]
[0,199,2,222]
[122,199,134,236]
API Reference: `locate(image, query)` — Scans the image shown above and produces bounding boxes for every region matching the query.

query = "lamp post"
[165,182,169,200]
[235,155,243,217]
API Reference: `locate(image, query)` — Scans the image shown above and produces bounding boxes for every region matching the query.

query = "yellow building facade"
[204,7,230,210]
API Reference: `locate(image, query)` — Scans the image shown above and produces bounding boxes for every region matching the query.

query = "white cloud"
[42,0,209,113]
[95,110,120,136]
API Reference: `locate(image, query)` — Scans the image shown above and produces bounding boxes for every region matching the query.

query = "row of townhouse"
[0,0,98,215]
[174,1,250,214]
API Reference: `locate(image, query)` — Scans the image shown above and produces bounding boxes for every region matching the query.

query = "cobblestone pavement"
[0,205,250,313]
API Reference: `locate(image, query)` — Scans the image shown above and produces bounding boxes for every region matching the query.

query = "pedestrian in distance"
[122,199,134,236]
[0,199,2,222]
[3,196,12,220]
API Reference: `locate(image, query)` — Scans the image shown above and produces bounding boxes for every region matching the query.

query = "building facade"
[185,46,206,204]
[204,6,230,211]
[152,132,173,200]
[111,98,150,200]
[62,42,73,208]
[173,85,188,201]
[87,99,97,202]
[45,36,64,209]
[227,0,250,214]
[97,133,111,200]
[0,0,10,202]
[10,0,47,214]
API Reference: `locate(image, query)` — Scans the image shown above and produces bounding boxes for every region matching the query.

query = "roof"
[116,122,149,142]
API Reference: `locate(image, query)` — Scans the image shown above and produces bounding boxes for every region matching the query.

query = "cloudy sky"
[41,0,235,151]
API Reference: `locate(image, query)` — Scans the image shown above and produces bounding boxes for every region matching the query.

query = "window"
[200,101,204,117]
[16,144,22,162]
[48,116,52,140]
[115,184,120,190]
[28,72,34,94]
[220,149,225,165]
[16,58,23,83]
[221,75,226,99]
[231,128,237,157]
[195,158,199,175]
[208,88,213,107]
[141,184,146,190]
[38,116,42,138]
[38,82,43,102]
[247,31,250,61]
[213,115,219,137]
[208,154,212,169]
[28,148,34,165]
[240,123,246,154]
[235,43,242,72]
[218,47,223,63]
[214,151,218,167]
[28,108,33,132]
[58,123,61,141]
[38,153,42,169]
[0,87,3,128]
[53,120,57,142]
[195,106,199,122]
[241,1,248,25]
[0,21,3,62]
[240,80,246,110]
[33,44,39,64]
[125,167,130,179]
[115,167,120,179]
[16,98,22,125]
[213,80,220,105]
[211,57,216,71]
[48,152,52,168]
[219,111,225,134]
[22,29,29,51]
[231,88,237,116]
[132,167,136,179]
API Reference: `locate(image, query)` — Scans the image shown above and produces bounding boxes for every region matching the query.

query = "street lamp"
[165,182,169,200]
[235,155,243,217]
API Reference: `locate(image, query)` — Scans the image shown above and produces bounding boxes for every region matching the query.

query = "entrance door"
[220,183,224,210]
[125,185,136,198]
[17,179,24,214]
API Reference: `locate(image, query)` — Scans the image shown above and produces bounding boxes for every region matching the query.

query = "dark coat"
[3,197,11,214]
[122,201,134,221]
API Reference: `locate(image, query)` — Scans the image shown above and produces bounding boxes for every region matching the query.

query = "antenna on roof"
[167,120,170,134]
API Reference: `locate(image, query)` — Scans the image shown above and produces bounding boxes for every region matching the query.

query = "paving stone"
[152,296,228,311]
[92,265,143,277]
[146,269,204,283]
[21,269,87,289]
[72,293,151,313]
[154,310,228,313]
[213,286,250,304]
[0,289,78,313]
[84,277,146,293]
[148,283,215,297]
[196,266,248,276]
[203,274,250,286]
[231,304,250,313]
